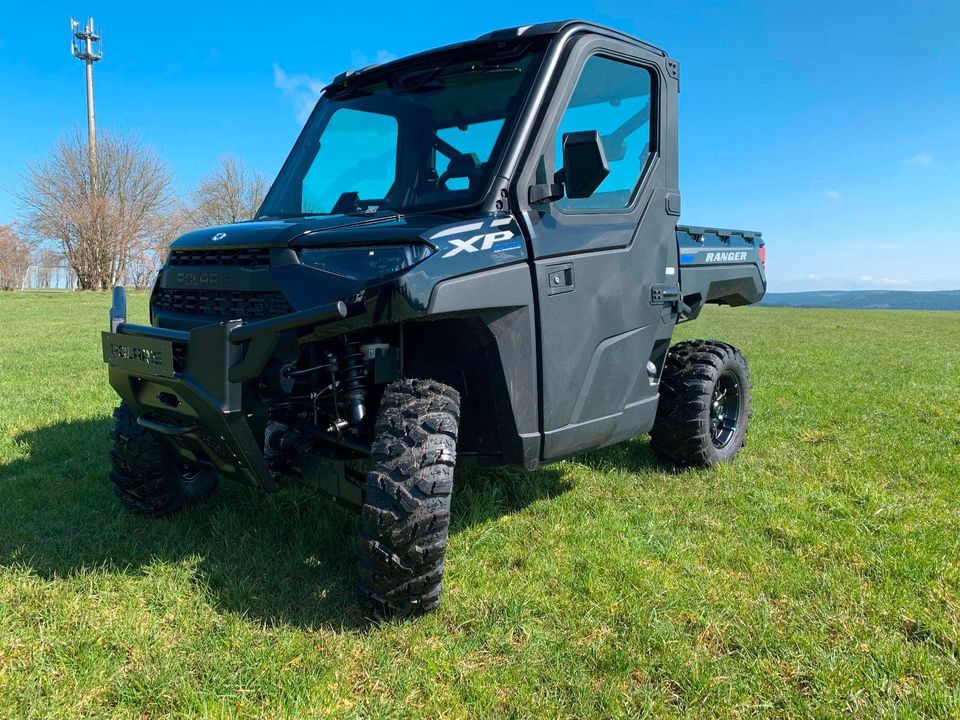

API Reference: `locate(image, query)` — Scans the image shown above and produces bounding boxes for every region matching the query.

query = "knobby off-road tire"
[358,379,460,617]
[109,403,218,516]
[650,340,752,467]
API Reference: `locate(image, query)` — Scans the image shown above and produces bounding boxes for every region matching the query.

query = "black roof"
[327,20,666,90]
[477,20,665,55]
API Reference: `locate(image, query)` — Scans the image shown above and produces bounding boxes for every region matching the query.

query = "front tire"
[357,379,460,617]
[109,403,219,516]
[650,340,752,467]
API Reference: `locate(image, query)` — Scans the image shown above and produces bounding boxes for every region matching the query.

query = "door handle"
[546,263,574,295]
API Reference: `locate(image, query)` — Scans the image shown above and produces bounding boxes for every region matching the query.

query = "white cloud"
[904,152,934,167]
[272,50,396,124]
[273,63,327,124]
[824,190,842,200]
[349,49,398,68]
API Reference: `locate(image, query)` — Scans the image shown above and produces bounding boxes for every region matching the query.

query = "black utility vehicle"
[103,21,766,616]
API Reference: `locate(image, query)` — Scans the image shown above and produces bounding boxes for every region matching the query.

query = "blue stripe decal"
[492,240,524,253]
[680,254,697,265]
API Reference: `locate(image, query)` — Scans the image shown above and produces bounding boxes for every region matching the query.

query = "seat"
[437,152,482,190]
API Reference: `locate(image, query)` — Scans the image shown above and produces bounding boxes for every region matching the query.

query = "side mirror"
[559,130,610,199]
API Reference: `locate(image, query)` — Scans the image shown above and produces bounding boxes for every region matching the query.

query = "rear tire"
[650,340,752,467]
[109,403,218,516]
[357,379,460,617]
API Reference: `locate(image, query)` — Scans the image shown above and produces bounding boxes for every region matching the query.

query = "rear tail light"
[758,242,766,268]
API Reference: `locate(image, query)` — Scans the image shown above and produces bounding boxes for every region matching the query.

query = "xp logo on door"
[431,218,524,259]
[441,230,519,258]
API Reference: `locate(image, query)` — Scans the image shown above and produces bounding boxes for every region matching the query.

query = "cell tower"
[70,17,103,183]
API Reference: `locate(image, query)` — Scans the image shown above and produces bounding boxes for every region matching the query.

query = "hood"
[171,212,460,250]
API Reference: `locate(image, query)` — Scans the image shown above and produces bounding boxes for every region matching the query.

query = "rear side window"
[301,109,398,213]
[554,56,655,211]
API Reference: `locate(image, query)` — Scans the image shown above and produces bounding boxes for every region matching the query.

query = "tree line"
[1,128,267,291]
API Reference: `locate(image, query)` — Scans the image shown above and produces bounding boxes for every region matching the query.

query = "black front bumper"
[102,287,349,489]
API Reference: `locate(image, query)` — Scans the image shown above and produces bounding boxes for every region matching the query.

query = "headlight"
[298,244,432,280]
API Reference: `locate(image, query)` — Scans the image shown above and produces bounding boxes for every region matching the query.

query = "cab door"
[513,35,680,461]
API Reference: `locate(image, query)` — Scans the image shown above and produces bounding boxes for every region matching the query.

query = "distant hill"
[761,290,960,311]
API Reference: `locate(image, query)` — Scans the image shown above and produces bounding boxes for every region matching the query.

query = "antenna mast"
[70,17,103,186]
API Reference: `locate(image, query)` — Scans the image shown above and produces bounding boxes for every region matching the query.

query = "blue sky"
[1,0,958,291]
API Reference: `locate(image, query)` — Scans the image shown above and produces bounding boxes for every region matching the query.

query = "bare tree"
[0,224,32,290]
[126,154,269,288]
[128,205,192,288]
[188,153,268,227]
[18,128,173,290]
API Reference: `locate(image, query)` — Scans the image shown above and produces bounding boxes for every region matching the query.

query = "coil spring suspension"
[338,342,367,424]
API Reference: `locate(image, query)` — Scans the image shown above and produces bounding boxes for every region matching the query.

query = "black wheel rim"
[710,370,741,449]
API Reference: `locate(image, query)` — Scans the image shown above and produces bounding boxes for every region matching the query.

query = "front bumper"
[102,287,349,489]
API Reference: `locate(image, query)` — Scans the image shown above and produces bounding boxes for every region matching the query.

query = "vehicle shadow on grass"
[0,417,669,632]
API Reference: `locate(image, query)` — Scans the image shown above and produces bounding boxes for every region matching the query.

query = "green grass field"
[1,292,959,719]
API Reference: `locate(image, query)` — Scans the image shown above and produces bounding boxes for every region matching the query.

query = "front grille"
[167,248,271,266]
[153,288,293,320]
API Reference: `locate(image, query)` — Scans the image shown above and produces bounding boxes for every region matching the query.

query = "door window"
[553,56,655,211]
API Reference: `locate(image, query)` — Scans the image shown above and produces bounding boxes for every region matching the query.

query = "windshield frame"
[257,37,550,220]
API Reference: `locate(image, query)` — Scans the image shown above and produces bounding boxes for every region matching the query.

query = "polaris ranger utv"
[103,20,765,616]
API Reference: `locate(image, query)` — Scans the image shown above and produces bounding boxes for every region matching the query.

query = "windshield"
[258,39,547,219]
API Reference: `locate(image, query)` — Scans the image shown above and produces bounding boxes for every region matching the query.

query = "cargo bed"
[676,225,766,321]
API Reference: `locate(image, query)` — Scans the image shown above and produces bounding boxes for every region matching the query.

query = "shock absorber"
[338,342,367,425]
